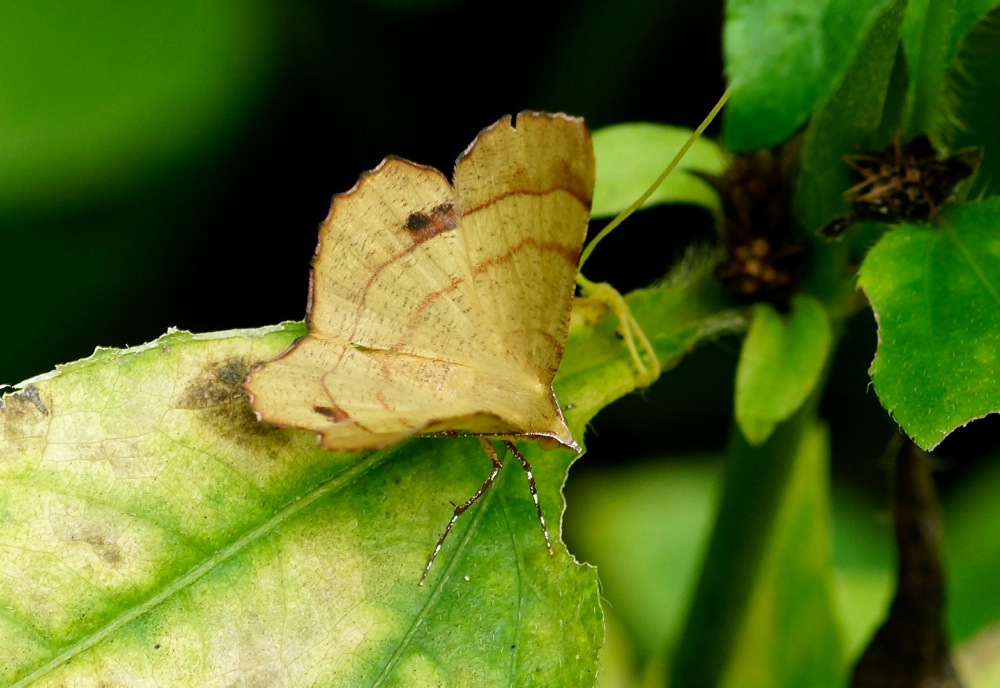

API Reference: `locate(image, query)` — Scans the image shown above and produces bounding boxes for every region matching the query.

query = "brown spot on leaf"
[83,533,123,565]
[1,385,52,441]
[61,526,125,567]
[179,357,285,443]
[177,358,251,410]
[0,385,49,417]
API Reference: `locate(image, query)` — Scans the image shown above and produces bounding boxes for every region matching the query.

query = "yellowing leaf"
[0,327,602,686]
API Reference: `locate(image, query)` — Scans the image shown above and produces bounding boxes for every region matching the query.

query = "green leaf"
[945,457,1000,643]
[945,447,1000,681]
[566,460,720,661]
[722,0,900,150]
[591,123,729,219]
[561,248,746,403]
[953,0,1000,37]
[830,489,894,660]
[794,0,907,232]
[735,295,833,446]
[903,0,1000,135]
[858,199,1000,450]
[947,6,1000,200]
[1,327,601,685]
[903,0,958,135]
[0,254,740,684]
[628,250,747,355]
[573,455,897,677]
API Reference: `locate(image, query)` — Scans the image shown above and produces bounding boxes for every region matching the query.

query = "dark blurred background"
[0,0,738,462]
[6,1,994,491]
[1,0,723,383]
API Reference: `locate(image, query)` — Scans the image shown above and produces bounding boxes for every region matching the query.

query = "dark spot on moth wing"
[403,203,457,244]
[178,356,286,443]
[405,213,432,232]
[313,405,352,423]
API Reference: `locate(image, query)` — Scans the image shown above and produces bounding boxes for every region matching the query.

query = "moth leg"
[419,437,504,585]
[578,275,661,387]
[503,440,553,556]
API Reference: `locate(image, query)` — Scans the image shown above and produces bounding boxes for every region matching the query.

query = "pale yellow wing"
[455,112,595,385]
[246,113,594,451]
[247,335,569,451]
[309,158,488,364]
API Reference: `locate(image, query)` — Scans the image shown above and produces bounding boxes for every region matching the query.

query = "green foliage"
[5,0,1000,685]
[0,258,737,684]
[723,0,901,150]
[0,327,602,685]
[859,201,1000,450]
[793,0,907,233]
[592,123,729,218]
[735,295,832,446]
[581,0,1000,684]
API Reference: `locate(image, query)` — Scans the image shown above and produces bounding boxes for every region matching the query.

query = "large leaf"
[718,419,843,687]
[858,199,1000,450]
[947,5,1000,201]
[722,0,900,151]
[944,449,1000,643]
[794,0,907,233]
[566,460,720,661]
[1,327,599,685]
[1,253,739,685]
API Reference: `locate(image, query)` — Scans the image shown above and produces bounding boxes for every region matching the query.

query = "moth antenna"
[419,438,504,585]
[577,88,731,271]
[575,89,730,388]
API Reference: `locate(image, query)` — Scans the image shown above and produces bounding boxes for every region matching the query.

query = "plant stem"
[666,394,829,687]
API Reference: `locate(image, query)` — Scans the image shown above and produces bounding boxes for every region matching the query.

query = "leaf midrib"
[12,444,396,687]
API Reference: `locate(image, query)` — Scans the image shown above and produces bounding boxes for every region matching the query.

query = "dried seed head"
[820,134,981,238]
[697,146,806,307]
